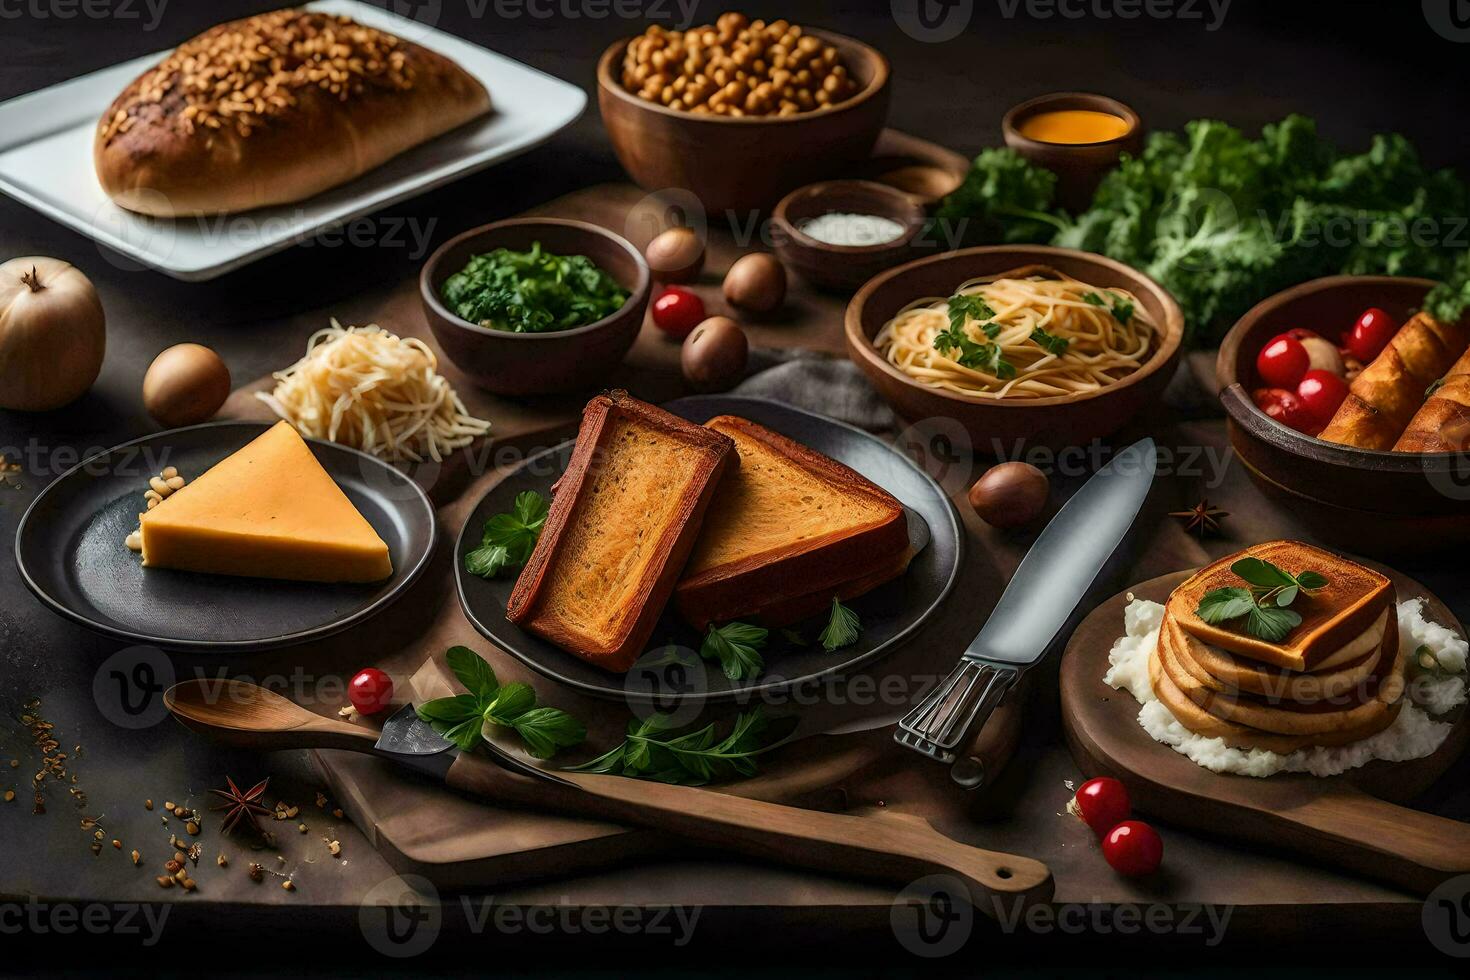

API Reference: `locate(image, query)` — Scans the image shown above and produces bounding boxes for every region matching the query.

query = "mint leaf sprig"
[566,707,789,786]
[464,491,548,579]
[1195,557,1329,643]
[416,646,585,759]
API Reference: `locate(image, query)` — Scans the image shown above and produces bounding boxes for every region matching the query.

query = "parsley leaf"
[947,293,998,337]
[417,646,584,759]
[565,707,789,786]
[818,598,861,652]
[699,621,768,681]
[1030,327,1070,355]
[463,491,548,579]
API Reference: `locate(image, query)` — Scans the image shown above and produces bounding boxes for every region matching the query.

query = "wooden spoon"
[166,679,1053,910]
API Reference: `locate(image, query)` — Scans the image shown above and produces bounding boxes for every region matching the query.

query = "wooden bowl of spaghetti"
[845,245,1183,453]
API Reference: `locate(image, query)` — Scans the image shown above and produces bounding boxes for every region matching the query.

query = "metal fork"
[895,658,1020,764]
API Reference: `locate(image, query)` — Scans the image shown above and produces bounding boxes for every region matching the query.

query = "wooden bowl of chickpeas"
[597,13,891,214]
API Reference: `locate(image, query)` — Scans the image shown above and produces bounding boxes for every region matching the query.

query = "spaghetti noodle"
[873,268,1157,399]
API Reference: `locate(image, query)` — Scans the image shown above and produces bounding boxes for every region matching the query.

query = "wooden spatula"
[165,678,1052,911]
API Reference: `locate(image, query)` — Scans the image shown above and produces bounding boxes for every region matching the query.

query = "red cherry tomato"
[1069,777,1131,837]
[1256,333,1310,389]
[349,668,394,715]
[1346,307,1397,363]
[651,286,706,339]
[1102,820,1163,877]
[1252,387,1315,432]
[1296,369,1349,427]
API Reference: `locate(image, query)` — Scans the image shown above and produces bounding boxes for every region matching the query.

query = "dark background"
[4,0,1470,973]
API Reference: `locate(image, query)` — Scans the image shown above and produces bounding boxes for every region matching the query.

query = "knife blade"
[895,438,1156,782]
[966,437,1156,667]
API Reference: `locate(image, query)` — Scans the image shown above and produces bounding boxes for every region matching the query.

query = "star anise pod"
[209,776,271,837]
[1169,499,1229,539]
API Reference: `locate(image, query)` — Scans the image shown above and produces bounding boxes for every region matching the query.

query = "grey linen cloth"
[734,348,900,433]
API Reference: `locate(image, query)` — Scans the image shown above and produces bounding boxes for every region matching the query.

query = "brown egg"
[681,316,748,392]
[645,227,705,283]
[722,253,786,314]
[143,343,231,428]
[968,462,1049,529]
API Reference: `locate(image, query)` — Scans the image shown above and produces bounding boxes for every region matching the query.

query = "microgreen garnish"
[463,491,548,579]
[416,646,585,759]
[1195,558,1329,643]
[818,598,861,652]
[699,621,768,681]
[566,707,790,786]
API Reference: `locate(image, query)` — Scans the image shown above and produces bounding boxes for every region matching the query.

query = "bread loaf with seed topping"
[94,9,491,217]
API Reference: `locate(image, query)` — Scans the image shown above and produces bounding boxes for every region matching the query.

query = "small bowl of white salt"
[771,179,927,292]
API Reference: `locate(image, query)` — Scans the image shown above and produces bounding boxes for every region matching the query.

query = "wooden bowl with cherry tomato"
[1217,274,1470,555]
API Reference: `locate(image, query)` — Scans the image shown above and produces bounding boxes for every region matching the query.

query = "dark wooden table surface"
[4,1,1470,970]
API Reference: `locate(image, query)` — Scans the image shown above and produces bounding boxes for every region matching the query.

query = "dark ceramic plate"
[455,396,963,703]
[14,422,436,652]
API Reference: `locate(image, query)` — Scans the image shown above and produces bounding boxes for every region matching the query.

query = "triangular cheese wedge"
[140,422,392,583]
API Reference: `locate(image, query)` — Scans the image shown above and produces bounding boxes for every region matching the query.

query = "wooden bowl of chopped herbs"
[420,219,651,396]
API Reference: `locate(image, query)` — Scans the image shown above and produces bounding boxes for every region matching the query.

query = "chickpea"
[621,17,857,116]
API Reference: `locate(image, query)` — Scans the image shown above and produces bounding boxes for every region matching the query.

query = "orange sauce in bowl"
[1018,110,1131,145]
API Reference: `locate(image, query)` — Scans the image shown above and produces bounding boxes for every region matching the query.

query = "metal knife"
[894,438,1157,787]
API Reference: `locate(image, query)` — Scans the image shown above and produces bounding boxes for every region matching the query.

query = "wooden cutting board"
[1060,569,1470,895]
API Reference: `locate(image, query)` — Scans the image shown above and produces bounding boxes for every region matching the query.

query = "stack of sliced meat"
[1152,541,1407,753]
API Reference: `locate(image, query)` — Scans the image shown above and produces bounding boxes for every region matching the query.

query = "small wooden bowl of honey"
[1002,93,1143,212]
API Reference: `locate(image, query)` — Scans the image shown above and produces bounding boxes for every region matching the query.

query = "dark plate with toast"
[455,396,963,704]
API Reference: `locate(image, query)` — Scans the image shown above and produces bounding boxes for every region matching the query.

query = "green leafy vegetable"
[417,646,585,759]
[818,598,861,652]
[1029,327,1070,356]
[699,621,768,681]
[1194,558,1328,643]
[937,115,1470,344]
[440,241,630,333]
[947,293,999,337]
[1195,586,1257,625]
[566,707,788,786]
[779,628,810,647]
[464,491,548,579]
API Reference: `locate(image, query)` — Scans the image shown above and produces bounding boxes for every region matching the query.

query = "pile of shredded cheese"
[257,321,491,462]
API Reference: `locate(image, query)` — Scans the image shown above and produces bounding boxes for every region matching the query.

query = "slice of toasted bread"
[1173,607,1388,702]
[674,416,909,628]
[507,392,735,673]
[1158,613,1402,735]
[686,546,916,632]
[1148,643,1403,754]
[1167,540,1392,672]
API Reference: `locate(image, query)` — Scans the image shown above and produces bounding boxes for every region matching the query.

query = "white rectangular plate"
[0,0,586,281]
